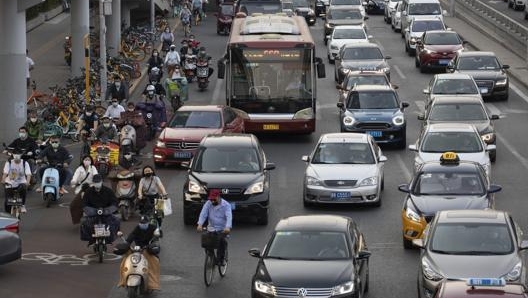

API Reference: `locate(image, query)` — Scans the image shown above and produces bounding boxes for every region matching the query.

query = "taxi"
[433,278,528,298]
[398,152,501,249]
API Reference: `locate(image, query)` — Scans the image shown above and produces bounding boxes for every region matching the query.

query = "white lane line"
[212,78,224,104]
[414,100,425,113]
[496,133,528,170]
[394,153,412,182]
[510,83,528,104]
[393,65,406,80]
[485,103,502,118]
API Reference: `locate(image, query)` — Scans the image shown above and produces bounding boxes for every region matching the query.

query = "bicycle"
[27,81,54,110]
[201,229,228,286]
[182,20,191,37]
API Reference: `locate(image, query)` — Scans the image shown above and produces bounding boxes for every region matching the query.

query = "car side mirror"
[442,9,447,16]
[248,248,261,258]
[486,144,497,152]
[180,161,190,169]
[364,16,369,20]
[490,114,499,120]
[398,184,410,193]
[423,89,430,94]
[520,240,528,250]
[384,55,392,60]
[487,184,502,194]
[412,239,424,248]
[401,101,410,109]
[356,250,371,259]
[326,35,331,41]
[367,35,373,39]
[417,114,425,120]
[462,40,468,45]
[502,65,510,69]
[265,162,276,170]
[301,155,310,162]
[337,102,345,109]
[379,155,387,162]
[408,144,417,151]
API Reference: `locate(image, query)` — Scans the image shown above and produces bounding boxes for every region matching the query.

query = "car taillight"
[3,222,19,234]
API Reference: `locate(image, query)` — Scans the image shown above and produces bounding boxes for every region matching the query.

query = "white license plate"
[479,87,488,94]
[197,68,208,76]
[93,225,110,237]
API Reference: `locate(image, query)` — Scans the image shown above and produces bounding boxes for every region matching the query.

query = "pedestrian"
[26,49,35,89]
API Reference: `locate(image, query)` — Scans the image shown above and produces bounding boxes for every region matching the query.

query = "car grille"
[219,188,249,201]
[166,141,200,150]
[356,122,391,129]
[324,180,357,187]
[275,287,333,297]
[475,80,494,90]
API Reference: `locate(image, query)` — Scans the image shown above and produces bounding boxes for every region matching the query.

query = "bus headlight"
[293,108,314,120]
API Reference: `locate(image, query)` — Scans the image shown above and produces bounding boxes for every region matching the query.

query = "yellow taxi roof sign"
[440,152,460,164]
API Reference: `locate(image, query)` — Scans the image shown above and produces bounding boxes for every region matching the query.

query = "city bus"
[217,13,326,134]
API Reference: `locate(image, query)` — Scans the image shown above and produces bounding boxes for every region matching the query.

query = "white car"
[404,17,445,55]
[327,0,366,15]
[327,25,371,63]
[409,123,494,175]
[391,1,402,32]
[302,133,387,207]
[384,0,400,23]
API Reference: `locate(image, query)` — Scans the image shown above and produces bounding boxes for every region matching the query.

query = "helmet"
[146,85,156,92]
[170,44,176,49]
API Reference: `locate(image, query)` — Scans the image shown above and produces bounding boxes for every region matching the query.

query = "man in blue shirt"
[197,188,232,265]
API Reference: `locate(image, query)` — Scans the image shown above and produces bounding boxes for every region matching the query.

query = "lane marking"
[392,65,406,80]
[394,153,412,182]
[496,133,528,170]
[510,83,528,104]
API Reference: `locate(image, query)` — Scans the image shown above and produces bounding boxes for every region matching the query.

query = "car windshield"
[342,47,383,60]
[430,223,514,255]
[266,231,350,260]
[429,103,487,121]
[331,0,361,5]
[421,131,483,153]
[311,142,375,164]
[333,28,366,39]
[347,91,399,109]
[432,79,479,94]
[408,3,441,15]
[412,172,486,195]
[169,111,221,129]
[292,0,310,7]
[412,20,444,32]
[424,32,461,45]
[193,147,261,172]
[457,56,500,70]
[345,75,389,90]
[329,9,363,19]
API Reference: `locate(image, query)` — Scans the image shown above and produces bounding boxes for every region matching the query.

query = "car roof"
[420,160,481,172]
[352,84,394,91]
[425,123,477,132]
[431,96,484,105]
[343,42,380,49]
[434,73,474,80]
[424,30,458,35]
[275,215,353,232]
[333,25,365,30]
[320,132,369,144]
[408,0,441,4]
[328,6,362,11]
[457,51,497,57]
[178,105,225,112]
[202,133,258,147]
[437,280,528,298]
[411,17,443,23]
[436,209,507,224]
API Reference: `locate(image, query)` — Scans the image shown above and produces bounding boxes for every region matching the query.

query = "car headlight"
[254,280,276,295]
[392,115,405,126]
[340,68,350,75]
[381,66,390,73]
[405,205,422,222]
[422,259,443,281]
[343,116,356,126]
[332,281,354,295]
[424,49,435,54]
[503,262,522,281]
[496,78,508,86]
[244,181,264,194]
[130,254,142,264]
[188,180,206,194]
[410,37,416,43]
[306,175,323,186]
[330,44,339,50]
[481,133,495,143]
[359,176,378,186]
[455,48,464,54]
[156,140,166,148]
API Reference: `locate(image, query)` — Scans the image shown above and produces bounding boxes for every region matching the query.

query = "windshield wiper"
[461,250,508,255]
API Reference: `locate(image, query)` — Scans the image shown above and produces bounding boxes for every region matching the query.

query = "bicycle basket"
[201,232,222,249]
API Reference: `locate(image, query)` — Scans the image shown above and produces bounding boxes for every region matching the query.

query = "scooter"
[91,140,120,179]
[40,162,63,208]
[3,144,38,188]
[119,124,137,156]
[116,169,139,221]
[84,206,116,263]
[196,58,210,91]
[4,183,24,219]
[136,98,167,141]
[183,54,197,83]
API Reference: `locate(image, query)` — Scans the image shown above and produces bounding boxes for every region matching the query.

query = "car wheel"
[396,137,406,149]
[328,54,334,64]
[525,12,528,19]
[509,1,513,7]
[391,23,395,30]
[405,41,409,53]
[403,236,414,249]
[372,192,381,207]
[490,150,496,163]
[256,211,268,225]
[381,177,385,190]
[501,93,509,101]
[303,199,314,208]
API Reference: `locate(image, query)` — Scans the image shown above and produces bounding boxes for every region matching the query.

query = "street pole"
[84,34,90,104]
[99,0,108,103]
[151,0,155,36]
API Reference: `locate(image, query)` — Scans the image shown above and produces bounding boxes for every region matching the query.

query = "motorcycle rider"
[69,155,99,224]
[106,75,129,105]
[24,110,44,142]
[164,44,181,78]
[143,79,166,99]
[119,151,141,170]
[36,135,73,195]
[197,46,214,78]
[2,148,31,213]
[104,98,125,120]
[117,215,161,291]
[81,174,120,245]
[94,116,119,142]
[160,27,174,57]
[117,102,148,153]
[137,166,168,226]
[4,126,39,161]
[76,105,99,137]
[147,49,164,77]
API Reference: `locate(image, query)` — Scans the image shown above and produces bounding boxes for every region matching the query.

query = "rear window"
[408,2,441,15]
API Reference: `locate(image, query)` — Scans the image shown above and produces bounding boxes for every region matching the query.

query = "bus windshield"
[228,48,313,113]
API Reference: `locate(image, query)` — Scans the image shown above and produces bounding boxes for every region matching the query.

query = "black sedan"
[448,51,510,101]
[365,0,385,15]
[0,212,21,265]
[249,215,370,298]
[335,42,391,83]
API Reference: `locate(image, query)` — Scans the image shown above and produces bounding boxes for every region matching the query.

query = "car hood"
[330,39,369,49]
[190,172,262,188]
[160,127,222,141]
[427,120,492,135]
[260,259,354,287]
[456,70,505,80]
[417,152,489,166]
[410,31,424,38]
[410,195,489,216]
[346,109,401,120]
[424,44,463,52]
[329,19,365,25]
[307,164,378,180]
[426,254,520,279]
[340,60,388,70]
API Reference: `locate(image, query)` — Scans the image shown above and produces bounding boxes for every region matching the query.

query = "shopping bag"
[163,197,173,216]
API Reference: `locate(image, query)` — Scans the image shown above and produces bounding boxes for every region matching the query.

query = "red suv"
[415,30,465,73]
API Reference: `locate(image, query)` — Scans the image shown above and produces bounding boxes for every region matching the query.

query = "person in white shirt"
[70,155,99,195]
[104,98,126,120]
[2,150,32,213]
[164,44,181,77]
[26,49,35,88]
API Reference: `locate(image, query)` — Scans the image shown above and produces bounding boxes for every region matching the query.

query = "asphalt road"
[2,12,528,298]
[482,0,528,23]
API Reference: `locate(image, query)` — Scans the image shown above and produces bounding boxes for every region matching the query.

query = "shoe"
[59,187,68,194]
[20,205,27,213]
[36,187,42,193]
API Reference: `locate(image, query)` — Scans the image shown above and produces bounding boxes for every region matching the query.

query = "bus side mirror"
[315,57,326,78]
[218,58,226,79]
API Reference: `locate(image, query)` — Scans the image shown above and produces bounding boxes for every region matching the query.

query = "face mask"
[144,172,153,178]
[128,108,134,112]
[103,123,110,128]
[115,83,121,88]
[83,160,91,167]
[139,223,149,230]
[153,53,158,57]
[112,102,118,107]
[86,112,92,116]
[94,182,103,190]
[124,154,132,160]
[51,142,60,149]
[19,132,27,139]
[30,117,37,123]
[13,154,22,161]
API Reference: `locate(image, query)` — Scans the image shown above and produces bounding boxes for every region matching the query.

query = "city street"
[2,10,528,298]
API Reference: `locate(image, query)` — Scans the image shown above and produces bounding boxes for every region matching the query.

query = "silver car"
[414,209,528,298]
[302,133,387,207]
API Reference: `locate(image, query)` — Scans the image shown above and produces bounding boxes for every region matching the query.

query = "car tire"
[256,210,268,225]
[501,93,509,101]
[391,23,395,30]
[364,267,369,293]
[183,210,195,226]
[303,199,314,208]
[328,54,334,64]
[381,177,385,190]
[509,1,513,8]
[405,42,409,53]
[490,150,496,163]
[403,236,414,249]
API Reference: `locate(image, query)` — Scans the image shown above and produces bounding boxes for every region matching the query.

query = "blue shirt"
[197,199,233,231]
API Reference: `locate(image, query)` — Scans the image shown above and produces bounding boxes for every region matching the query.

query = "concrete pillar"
[121,2,131,29]
[0,0,27,143]
[71,0,90,77]
[107,0,122,57]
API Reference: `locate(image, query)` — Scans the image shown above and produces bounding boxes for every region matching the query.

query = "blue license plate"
[439,59,450,65]
[174,152,192,159]
[331,192,351,199]
[367,131,382,137]
[230,203,236,210]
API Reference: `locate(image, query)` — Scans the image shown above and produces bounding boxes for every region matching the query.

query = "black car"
[0,212,21,265]
[334,42,391,83]
[337,70,393,105]
[291,0,316,25]
[365,0,385,14]
[182,133,275,225]
[249,215,370,298]
[448,51,510,101]
[315,0,328,17]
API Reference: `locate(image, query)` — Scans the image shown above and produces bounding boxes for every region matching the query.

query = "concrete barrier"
[26,5,64,32]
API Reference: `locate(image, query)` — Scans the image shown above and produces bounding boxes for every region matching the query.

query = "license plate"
[230,203,236,210]
[197,68,208,76]
[367,131,382,137]
[331,192,351,199]
[174,152,192,159]
[479,87,488,94]
[439,59,450,65]
[263,124,279,130]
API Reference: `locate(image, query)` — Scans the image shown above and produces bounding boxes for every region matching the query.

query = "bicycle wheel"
[203,250,215,286]
[218,247,228,277]
[129,48,146,62]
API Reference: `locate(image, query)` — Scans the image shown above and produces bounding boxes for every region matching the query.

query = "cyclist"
[164,44,181,77]
[160,28,174,57]
[180,4,192,33]
[192,0,203,23]
[196,189,232,265]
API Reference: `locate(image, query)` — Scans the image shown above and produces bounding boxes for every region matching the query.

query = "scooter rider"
[76,105,99,137]
[4,126,39,159]
[24,111,44,142]
[104,98,125,120]
[2,148,31,213]
[164,44,181,77]
[147,49,164,76]
[143,79,166,99]
[37,135,73,195]
[197,47,214,78]
[106,75,129,105]
[117,102,148,153]
[137,166,168,225]
[94,116,119,142]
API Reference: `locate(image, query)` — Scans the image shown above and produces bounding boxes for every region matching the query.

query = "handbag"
[163,197,173,216]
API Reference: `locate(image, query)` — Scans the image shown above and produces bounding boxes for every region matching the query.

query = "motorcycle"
[183,54,197,83]
[84,206,117,263]
[119,124,137,155]
[216,2,235,35]
[115,169,140,221]
[90,140,120,179]
[64,36,72,66]
[4,183,24,219]
[136,98,167,141]
[196,57,211,91]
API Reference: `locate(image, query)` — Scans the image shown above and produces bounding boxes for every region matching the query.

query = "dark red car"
[415,30,465,73]
[433,279,528,298]
[153,105,245,167]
